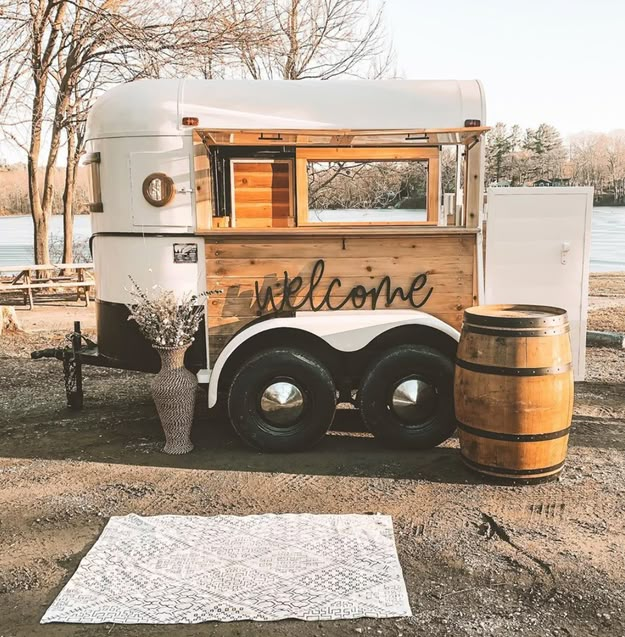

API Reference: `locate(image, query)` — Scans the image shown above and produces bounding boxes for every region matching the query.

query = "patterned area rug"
[42,513,411,624]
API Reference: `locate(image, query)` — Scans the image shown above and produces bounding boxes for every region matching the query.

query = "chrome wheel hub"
[259,381,304,426]
[391,378,436,423]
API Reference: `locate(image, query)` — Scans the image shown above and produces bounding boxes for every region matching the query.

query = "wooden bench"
[0,263,95,309]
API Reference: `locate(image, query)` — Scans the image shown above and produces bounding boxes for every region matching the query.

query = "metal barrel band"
[463,315,567,329]
[463,306,568,329]
[462,324,571,338]
[460,454,566,476]
[458,422,571,442]
[455,358,573,376]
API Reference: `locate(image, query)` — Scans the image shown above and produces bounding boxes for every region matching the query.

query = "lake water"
[590,207,625,272]
[0,208,623,272]
[0,215,92,267]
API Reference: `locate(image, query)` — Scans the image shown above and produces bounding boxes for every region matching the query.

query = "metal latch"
[561,241,571,265]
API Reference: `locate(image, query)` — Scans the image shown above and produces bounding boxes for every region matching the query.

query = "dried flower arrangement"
[126,276,208,349]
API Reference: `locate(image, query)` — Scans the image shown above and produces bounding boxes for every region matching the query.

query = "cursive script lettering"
[254,259,433,313]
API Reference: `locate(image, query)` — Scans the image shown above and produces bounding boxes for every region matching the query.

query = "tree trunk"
[28,73,50,266]
[62,130,78,266]
[25,0,69,266]
[28,157,51,265]
[33,208,50,265]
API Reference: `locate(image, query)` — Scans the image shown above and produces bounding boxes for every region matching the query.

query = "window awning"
[196,126,490,148]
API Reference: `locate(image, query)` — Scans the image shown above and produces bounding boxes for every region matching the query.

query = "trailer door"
[484,187,593,380]
[130,147,193,228]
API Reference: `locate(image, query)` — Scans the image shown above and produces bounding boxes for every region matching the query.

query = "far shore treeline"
[484,123,625,205]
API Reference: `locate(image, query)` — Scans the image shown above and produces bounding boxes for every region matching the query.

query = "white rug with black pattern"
[41,513,411,624]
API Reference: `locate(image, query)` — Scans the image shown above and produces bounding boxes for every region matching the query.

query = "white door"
[484,187,593,380]
[130,149,194,228]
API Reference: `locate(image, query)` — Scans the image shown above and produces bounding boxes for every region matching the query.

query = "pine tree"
[485,123,519,183]
[523,124,566,180]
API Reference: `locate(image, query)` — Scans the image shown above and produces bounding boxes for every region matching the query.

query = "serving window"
[296,147,439,225]
[305,159,428,223]
[194,139,441,230]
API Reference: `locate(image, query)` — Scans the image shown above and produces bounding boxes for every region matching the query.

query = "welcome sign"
[254,259,434,313]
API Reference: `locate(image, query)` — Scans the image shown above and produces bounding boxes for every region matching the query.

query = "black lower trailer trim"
[96,299,207,373]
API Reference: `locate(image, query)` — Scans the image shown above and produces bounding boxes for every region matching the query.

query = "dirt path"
[1,350,624,637]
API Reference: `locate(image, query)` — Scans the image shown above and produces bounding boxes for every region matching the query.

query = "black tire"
[227,348,336,452]
[357,344,457,449]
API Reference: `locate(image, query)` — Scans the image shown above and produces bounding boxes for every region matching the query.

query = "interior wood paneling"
[232,161,294,228]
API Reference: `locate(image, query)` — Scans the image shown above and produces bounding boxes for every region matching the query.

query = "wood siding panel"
[205,233,477,362]
[205,235,477,259]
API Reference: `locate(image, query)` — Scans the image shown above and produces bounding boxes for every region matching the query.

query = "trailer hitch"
[31,321,95,410]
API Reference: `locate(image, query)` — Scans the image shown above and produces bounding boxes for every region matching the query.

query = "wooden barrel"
[454,304,574,482]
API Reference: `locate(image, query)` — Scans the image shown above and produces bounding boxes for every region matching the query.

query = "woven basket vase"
[151,345,197,454]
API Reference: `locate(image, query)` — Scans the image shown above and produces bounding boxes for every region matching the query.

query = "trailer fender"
[206,310,460,407]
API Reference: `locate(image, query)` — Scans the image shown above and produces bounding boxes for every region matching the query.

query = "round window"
[142,173,175,207]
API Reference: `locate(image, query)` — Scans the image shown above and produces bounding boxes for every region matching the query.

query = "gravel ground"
[0,280,624,637]
[588,272,625,333]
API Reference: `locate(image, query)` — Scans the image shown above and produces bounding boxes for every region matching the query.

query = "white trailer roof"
[86,79,486,140]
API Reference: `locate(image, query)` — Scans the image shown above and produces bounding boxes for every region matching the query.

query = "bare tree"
[308,160,427,211]
[570,133,605,191]
[0,0,67,264]
[0,0,152,263]
[569,130,625,203]
[60,85,89,265]
[603,132,625,204]
[231,0,394,80]
[180,0,273,79]
[0,0,253,264]
[0,0,394,265]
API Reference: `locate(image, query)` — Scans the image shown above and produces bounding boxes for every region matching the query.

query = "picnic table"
[0,263,95,308]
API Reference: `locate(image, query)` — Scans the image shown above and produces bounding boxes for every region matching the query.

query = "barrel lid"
[463,304,568,328]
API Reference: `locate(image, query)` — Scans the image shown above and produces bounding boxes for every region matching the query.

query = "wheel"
[227,348,337,452]
[357,344,457,449]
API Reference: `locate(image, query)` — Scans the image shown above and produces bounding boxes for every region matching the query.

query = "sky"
[384,0,624,135]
